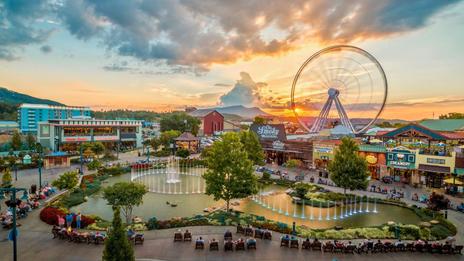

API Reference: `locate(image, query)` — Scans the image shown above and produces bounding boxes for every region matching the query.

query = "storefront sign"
[426,158,445,165]
[94,136,119,141]
[314,146,333,153]
[250,124,287,141]
[272,140,285,150]
[366,155,378,164]
[387,161,414,169]
[63,137,91,142]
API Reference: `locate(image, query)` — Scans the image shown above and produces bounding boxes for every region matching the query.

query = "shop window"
[408,155,415,162]
[388,154,394,160]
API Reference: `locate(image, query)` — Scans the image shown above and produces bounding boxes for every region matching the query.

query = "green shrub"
[87,160,102,170]
[147,217,158,230]
[430,224,452,240]
[1,169,12,188]
[262,172,271,180]
[175,148,190,158]
[61,189,85,208]
[52,171,79,190]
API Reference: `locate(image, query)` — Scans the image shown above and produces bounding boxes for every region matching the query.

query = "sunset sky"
[1,0,464,120]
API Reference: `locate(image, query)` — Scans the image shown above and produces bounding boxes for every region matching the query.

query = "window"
[408,155,415,162]
[388,154,394,160]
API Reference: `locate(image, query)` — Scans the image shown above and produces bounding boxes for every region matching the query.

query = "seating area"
[279,237,463,255]
[51,225,144,245]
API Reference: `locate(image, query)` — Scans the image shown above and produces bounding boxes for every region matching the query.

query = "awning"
[444,178,464,185]
[263,148,302,153]
[418,164,451,174]
[455,168,464,176]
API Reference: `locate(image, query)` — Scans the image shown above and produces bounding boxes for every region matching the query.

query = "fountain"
[333,203,337,220]
[339,201,344,219]
[310,205,314,220]
[301,201,305,219]
[373,198,377,213]
[353,195,357,214]
[293,202,298,218]
[318,201,322,221]
[359,198,363,213]
[366,197,370,213]
[285,200,289,216]
[278,197,283,214]
[326,201,330,220]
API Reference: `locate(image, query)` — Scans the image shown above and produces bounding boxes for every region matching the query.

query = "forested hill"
[0,87,64,106]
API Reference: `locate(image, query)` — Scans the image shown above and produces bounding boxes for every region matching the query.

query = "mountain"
[0,87,65,106]
[190,105,270,119]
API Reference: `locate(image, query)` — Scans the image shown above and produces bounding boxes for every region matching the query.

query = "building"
[189,110,224,136]
[43,151,71,169]
[37,118,142,151]
[175,132,200,153]
[18,103,91,133]
[250,124,313,166]
[358,144,388,179]
[381,122,464,187]
[0,121,19,134]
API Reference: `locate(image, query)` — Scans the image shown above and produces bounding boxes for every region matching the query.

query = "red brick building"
[189,109,224,136]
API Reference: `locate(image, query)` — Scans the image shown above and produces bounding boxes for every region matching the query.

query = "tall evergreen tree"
[239,130,265,165]
[203,132,258,211]
[328,137,369,194]
[102,207,134,261]
[11,130,22,151]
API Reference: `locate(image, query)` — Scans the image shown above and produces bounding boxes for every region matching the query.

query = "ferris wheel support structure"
[310,88,354,133]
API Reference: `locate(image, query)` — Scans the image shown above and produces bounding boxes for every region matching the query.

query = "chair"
[174,232,183,242]
[373,243,384,253]
[431,244,443,254]
[323,243,334,253]
[184,232,192,242]
[224,232,233,241]
[77,234,88,243]
[209,241,219,251]
[263,231,272,240]
[406,243,414,252]
[345,245,356,254]
[280,238,290,247]
[245,228,253,237]
[254,230,263,239]
[453,245,463,254]
[312,241,322,251]
[51,226,60,239]
[334,244,345,253]
[290,239,299,249]
[441,244,452,254]
[195,241,204,250]
[396,244,406,252]
[134,234,144,245]
[236,225,244,234]
[384,242,395,252]
[95,236,105,245]
[414,244,423,253]
[224,241,234,251]
[236,241,245,251]
[302,240,311,250]
[424,243,433,253]
[247,241,256,250]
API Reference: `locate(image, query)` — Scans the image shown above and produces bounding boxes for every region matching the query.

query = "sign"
[8,228,18,241]
[314,146,333,153]
[366,155,378,164]
[23,155,32,165]
[272,140,285,150]
[426,158,445,165]
[64,137,91,142]
[250,124,287,141]
[387,161,414,169]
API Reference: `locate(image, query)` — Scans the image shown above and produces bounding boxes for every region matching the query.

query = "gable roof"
[175,132,199,141]
[381,124,448,140]
[189,109,223,118]
[419,119,464,132]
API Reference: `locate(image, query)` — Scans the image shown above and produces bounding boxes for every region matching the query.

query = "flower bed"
[40,206,95,228]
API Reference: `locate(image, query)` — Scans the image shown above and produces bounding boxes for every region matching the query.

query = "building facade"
[190,110,224,136]
[37,118,142,151]
[18,103,91,133]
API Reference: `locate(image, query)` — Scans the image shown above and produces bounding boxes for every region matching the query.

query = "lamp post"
[0,187,28,261]
[79,143,84,175]
[36,143,44,188]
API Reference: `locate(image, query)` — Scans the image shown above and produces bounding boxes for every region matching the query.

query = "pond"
[72,172,421,229]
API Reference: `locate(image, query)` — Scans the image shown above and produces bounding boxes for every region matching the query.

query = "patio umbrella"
[437,142,446,147]
[444,178,463,186]
[387,139,395,144]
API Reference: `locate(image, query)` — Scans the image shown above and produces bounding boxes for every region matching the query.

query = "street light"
[0,186,28,261]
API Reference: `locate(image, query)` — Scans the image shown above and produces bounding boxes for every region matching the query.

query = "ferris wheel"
[290,45,388,134]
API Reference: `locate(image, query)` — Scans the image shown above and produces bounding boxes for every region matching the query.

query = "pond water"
[72,172,421,229]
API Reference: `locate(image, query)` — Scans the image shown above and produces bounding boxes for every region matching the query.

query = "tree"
[149,137,161,151]
[285,159,301,168]
[203,132,258,211]
[427,192,450,211]
[160,112,201,136]
[439,112,464,119]
[102,207,134,261]
[26,133,36,150]
[158,130,181,149]
[293,183,310,199]
[52,171,79,189]
[328,137,369,194]
[253,116,267,124]
[1,169,12,188]
[91,142,105,157]
[175,148,190,158]
[103,182,147,224]
[11,130,22,151]
[239,131,265,165]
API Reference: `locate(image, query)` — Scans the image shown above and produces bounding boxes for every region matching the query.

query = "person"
[282,234,290,241]
[415,238,424,246]
[127,228,135,239]
[58,215,65,228]
[246,237,256,247]
[394,239,403,247]
[76,212,82,229]
[65,212,73,228]
[196,236,204,244]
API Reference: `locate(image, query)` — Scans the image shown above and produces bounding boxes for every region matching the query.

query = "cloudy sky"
[1,0,463,120]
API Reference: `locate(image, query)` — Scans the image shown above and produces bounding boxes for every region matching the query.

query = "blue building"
[18,103,91,133]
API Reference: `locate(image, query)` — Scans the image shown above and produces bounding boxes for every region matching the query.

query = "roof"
[419,119,464,132]
[359,144,387,153]
[438,131,464,140]
[0,121,18,126]
[46,151,68,157]
[20,103,90,110]
[189,109,223,118]
[381,124,448,140]
[175,132,199,141]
